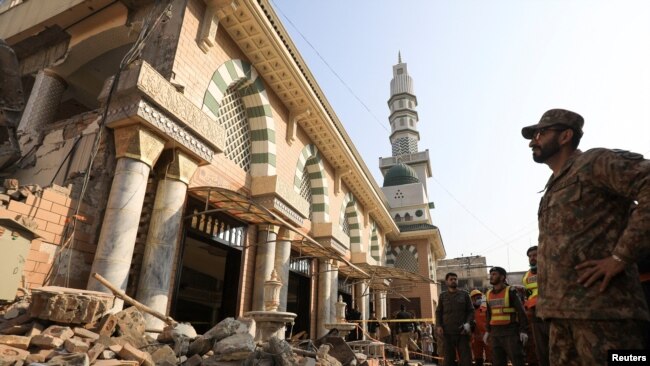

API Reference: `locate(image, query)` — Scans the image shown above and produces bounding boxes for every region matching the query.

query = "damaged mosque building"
[0,0,446,340]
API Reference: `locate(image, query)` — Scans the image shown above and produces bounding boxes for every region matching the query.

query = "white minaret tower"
[380,53,432,193]
[388,51,420,156]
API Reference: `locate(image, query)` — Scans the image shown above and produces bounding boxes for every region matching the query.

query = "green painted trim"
[225,61,239,82]
[312,203,326,212]
[247,105,273,118]
[250,129,274,141]
[203,91,220,116]
[212,73,229,94]
[311,187,326,195]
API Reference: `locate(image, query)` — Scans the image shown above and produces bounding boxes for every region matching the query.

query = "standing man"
[484,267,528,366]
[396,304,415,363]
[522,246,549,366]
[470,289,491,366]
[522,109,650,365]
[367,311,379,340]
[435,272,474,366]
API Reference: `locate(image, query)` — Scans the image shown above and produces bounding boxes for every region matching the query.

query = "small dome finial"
[398,51,402,64]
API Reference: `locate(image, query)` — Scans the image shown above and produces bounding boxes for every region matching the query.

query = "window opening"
[217,85,251,171]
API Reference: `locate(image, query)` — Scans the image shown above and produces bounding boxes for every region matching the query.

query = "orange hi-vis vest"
[523,270,538,309]
[487,286,516,326]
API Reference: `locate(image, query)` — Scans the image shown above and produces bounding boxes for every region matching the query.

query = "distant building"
[436,256,490,292]
[505,271,527,287]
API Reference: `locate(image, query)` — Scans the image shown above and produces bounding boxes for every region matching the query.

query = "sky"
[270,0,650,273]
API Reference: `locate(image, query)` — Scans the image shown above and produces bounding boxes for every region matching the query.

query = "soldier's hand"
[482,332,489,344]
[575,256,626,292]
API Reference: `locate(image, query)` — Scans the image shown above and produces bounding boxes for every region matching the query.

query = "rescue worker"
[523,246,549,366]
[522,109,650,365]
[435,272,474,366]
[470,289,491,366]
[483,267,528,366]
[396,304,415,363]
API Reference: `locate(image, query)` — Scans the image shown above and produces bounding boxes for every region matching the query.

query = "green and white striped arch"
[202,59,276,176]
[341,192,361,251]
[370,221,380,261]
[293,144,330,222]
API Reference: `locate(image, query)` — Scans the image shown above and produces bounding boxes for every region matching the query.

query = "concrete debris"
[0,286,383,366]
[0,288,354,366]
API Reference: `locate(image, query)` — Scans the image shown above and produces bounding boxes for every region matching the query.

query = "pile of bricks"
[0,287,335,366]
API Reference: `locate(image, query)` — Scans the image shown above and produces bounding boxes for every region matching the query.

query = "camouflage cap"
[521,108,584,139]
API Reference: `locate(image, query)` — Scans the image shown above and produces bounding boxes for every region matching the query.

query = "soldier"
[470,289,491,366]
[396,304,415,363]
[523,246,549,366]
[484,267,528,366]
[522,109,650,365]
[435,272,474,366]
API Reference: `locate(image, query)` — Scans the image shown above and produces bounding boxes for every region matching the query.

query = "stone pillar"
[274,228,291,312]
[135,150,198,331]
[87,125,165,310]
[252,225,278,311]
[375,291,386,319]
[16,70,66,157]
[355,281,369,339]
[330,262,339,324]
[317,259,332,337]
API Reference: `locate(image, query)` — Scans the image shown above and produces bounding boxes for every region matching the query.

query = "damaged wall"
[0,110,116,294]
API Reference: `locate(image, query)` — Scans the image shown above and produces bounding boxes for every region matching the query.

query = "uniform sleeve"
[435,293,443,326]
[465,292,475,324]
[511,288,529,333]
[591,150,650,262]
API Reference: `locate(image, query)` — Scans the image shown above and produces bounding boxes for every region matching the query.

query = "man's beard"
[532,138,560,163]
[449,283,457,289]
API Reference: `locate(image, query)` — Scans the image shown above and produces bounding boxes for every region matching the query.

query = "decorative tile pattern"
[386,244,419,273]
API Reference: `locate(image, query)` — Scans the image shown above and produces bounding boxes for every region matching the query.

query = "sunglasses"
[532,126,568,141]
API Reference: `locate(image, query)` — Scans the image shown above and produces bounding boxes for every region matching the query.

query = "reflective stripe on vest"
[487,286,516,326]
[523,270,538,309]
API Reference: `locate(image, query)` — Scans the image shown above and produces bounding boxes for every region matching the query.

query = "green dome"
[383,163,420,187]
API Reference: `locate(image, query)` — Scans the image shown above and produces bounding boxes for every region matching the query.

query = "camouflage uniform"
[536,148,650,365]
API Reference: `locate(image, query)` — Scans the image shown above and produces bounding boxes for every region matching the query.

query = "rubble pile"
[0,287,367,366]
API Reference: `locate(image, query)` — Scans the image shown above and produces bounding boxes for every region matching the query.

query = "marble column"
[355,281,369,339]
[274,228,292,312]
[87,125,165,310]
[375,291,387,319]
[317,259,332,337]
[330,262,339,325]
[16,70,66,156]
[252,225,278,311]
[135,150,198,331]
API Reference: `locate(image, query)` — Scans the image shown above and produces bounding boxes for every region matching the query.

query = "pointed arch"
[340,192,361,251]
[202,59,276,176]
[293,144,330,222]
